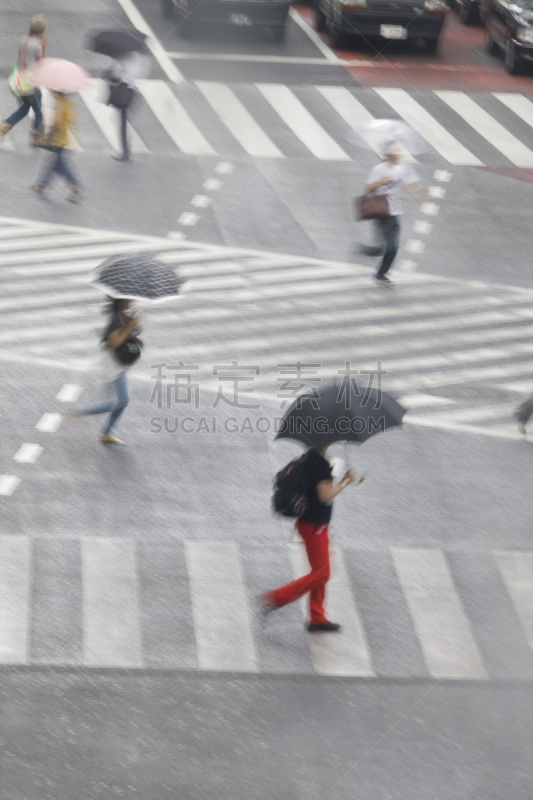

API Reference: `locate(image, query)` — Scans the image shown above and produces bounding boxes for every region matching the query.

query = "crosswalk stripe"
[288,543,374,677]
[493,93,533,131]
[139,79,215,155]
[184,541,258,672]
[257,83,350,160]
[0,225,72,240]
[196,82,282,158]
[374,88,482,166]
[0,536,30,665]
[316,85,416,162]
[494,551,533,654]
[0,238,181,267]
[391,548,487,679]
[413,403,514,424]
[0,233,121,254]
[435,91,533,168]
[80,80,148,154]
[81,538,143,668]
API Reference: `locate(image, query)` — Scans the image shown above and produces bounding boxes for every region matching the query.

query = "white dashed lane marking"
[35,413,62,433]
[13,444,43,464]
[0,476,21,497]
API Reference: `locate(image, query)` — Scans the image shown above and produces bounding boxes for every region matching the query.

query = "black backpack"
[272,453,311,518]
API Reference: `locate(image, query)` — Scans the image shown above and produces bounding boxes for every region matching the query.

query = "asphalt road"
[1,0,533,798]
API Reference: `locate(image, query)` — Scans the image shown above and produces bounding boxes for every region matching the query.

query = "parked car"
[455,0,480,24]
[313,0,448,51]
[161,0,291,40]
[481,0,533,73]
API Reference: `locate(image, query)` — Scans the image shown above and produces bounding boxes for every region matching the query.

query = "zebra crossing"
[1,214,532,438]
[1,534,533,679]
[2,80,533,166]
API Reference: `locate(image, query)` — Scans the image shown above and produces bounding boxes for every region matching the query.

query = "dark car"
[481,0,533,72]
[314,0,447,50]
[161,0,291,40]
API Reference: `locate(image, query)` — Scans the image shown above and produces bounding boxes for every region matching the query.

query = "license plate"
[380,24,408,38]
[228,12,252,25]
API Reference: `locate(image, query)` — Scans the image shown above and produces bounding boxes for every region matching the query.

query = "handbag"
[114,336,142,366]
[8,62,34,98]
[355,192,390,221]
[107,81,134,109]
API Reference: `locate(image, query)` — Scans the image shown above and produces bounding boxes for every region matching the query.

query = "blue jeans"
[78,371,129,435]
[5,89,42,130]
[39,147,80,189]
[376,216,400,278]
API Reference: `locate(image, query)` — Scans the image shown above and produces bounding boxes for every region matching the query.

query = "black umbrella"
[92,252,183,303]
[275,381,406,447]
[85,29,148,58]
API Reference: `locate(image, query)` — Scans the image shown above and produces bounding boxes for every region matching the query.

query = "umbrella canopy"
[92,253,184,303]
[346,119,431,156]
[30,58,92,94]
[275,381,406,447]
[85,29,148,58]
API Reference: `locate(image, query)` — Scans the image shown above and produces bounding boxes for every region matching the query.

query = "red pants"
[265,519,330,625]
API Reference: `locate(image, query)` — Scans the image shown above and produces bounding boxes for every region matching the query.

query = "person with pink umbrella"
[29,58,91,203]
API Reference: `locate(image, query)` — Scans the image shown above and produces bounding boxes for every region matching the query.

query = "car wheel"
[426,37,439,54]
[329,22,345,48]
[271,24,286,42]
[485,29,498,55]
[315,5,328,32]
[161,0,175,18]
[504,39,521,73]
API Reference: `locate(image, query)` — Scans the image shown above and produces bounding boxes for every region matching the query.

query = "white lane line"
[203,178,222,190]
[13,444,43,464]
[0,536,30,664]
[415,404,513,424]
[0,225,75,240]
[168,52,336,64]
[493,93,533,131]
[113,0,184,84]
[56,384,82,403]
[288,543,374,677]
[185,541,258,672]
[420,202,440,215]
[80,80,148,154]
[0,476,21,497]
[397,259,417,272]
[257,83,350,160]
[428,186,446,199]
[178,212,200,226]
[196,82,283,159]
[413,221,433,234]
[190,195,211,208]
[0,238,182,267]
[35,413,62,433]
[167,231,187,241]
[82,538,143,668]
[288,7,342,62]
[406,240,425,254]
[391,547,487,680]
[433,169,452,181]
[374,89,482,166]
[316,85,416,162]
[495,551,533,654]
[397,394,456,408]
[435,90,533,168]
[0,233,120,253]
[215,162,234,174]
[138,79,215,155]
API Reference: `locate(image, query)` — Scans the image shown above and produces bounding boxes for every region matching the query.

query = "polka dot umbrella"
[91,252,184,303]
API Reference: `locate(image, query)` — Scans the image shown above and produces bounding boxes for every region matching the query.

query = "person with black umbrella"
[261,379,404,631]
[86,29,150,163]
[262,444,359,632]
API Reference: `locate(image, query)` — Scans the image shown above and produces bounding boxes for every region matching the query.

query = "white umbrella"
[346,119,431,157]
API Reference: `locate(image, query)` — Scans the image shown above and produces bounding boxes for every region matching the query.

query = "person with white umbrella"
[365,140,427,285]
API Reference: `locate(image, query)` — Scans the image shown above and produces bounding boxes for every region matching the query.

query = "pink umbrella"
[31,58,92,94]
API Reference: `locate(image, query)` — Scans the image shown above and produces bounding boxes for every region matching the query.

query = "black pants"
[119,95,135,159]
[376,216,400,278]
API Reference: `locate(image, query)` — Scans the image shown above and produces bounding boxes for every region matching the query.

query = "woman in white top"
[365,142,426,284]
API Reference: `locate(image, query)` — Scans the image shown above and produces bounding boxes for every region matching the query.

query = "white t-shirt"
[366,161,419,216]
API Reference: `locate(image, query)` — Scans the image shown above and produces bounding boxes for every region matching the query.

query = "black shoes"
[112,154,131,162]
[306,622,341,633]
[374,274,392,285]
